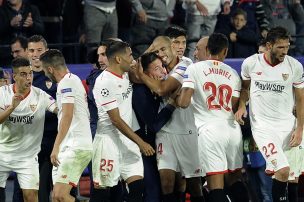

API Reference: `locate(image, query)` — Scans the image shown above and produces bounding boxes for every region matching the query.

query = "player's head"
[265,26,290,63]
[11,36,28,59]
[106,40,134,72]
[232,8,247,31]
[207,33,229,60]
[28,35,48,69]
[141,52,167,80]
[151,36,175,66]
[40,49,67,82]
[258,39,267,54]
[11,57,33,90]
[164,26,187,58]
[0,67,7,87]
[194,36,209,62]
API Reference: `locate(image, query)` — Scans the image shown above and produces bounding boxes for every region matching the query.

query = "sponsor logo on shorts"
[61,175,67,179]
[194,168,201,174]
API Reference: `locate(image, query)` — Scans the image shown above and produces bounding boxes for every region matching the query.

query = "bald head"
[149,36,175,66]
[194,36,209,62]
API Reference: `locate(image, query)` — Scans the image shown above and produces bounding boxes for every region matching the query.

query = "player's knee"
[52,188,69,202]
[276,167,290,181]
[160,178,175,194]
[23,190,37,202]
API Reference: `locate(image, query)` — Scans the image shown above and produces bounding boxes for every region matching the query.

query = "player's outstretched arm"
[107,108,155,156]
[235,80,250,125]
[290,88,304,147]
[0,94,23,124]
[51,103,74,167]
[177,87,194,108]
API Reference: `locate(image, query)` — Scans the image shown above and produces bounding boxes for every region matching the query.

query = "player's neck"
[264,52,280,66]
[106,66,124,77]
[167,56,179,72]
[209,55,224,62]
[56,69,70,83]
[14,84,30,96]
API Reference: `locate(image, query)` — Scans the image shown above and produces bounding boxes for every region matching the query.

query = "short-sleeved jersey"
[183,60,241,129]
[241,54,304,131]
[93,70,139,136]
[161,58,197,135]
[0,84,56,161]
[56,73,92,150]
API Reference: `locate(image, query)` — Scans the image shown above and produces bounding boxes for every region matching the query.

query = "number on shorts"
[203,82,232,111]
[157,143,163,155]
[262,143,277,158]
[100,159,114,172]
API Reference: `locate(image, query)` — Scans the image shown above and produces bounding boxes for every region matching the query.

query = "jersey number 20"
[203,82,232,111]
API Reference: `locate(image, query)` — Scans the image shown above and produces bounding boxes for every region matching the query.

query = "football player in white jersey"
[138,36,204,202]
[0,57,57,202]
[91,40,155,202]
[40,49,93,202]
[235,27,304,202]
[178,33,249,202]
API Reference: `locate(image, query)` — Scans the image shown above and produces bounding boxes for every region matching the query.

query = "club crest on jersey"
[30,104,37,112]
[101,88,109,97]
[282,74,289,81]
[45,80,53,89]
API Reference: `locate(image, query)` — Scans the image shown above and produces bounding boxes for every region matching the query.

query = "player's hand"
[50,146,60,167]
[23,13,33,27]
[196,1,208,16]
[10,14,22,27]
[289,127,303,147]
[11,93,23,109]
[139,141,155,156]
[235,105,247,125]
[137,10,147,24]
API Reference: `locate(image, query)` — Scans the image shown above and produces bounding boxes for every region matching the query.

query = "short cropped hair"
[164,25,187,39]
[265,27,290,44]
[232,8,247,20]
[207,33,229,55]
[11,36,28,49]
[140,52,162,72]
[28,35,48,48]
[40,49,66,69]
[11,57,31,73]
[105,41,130,59]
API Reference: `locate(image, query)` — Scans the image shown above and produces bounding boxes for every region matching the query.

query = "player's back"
[186,60,241,128]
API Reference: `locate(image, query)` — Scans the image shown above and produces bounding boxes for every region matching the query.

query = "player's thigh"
[16,157,39,190]
[198,123,230,175]
[172,134,203,178]
[92,135,120,188]
[226,123,243,171]
[155,131,178,171]
[252,129,289,172]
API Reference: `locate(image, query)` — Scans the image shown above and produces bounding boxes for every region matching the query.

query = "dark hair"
[164,25,187,39]
[0,67,4,79]
[11,36,28,49]
[87,48,98,65]
[106,41,130,59]
[11,57,30,72]
[207,33,229,55]
[40,49,66,69]
[232,8,247,20]
[258,38,267,47]
[140,52,161,72]
[265,27,290,44]
[28,35,48,48]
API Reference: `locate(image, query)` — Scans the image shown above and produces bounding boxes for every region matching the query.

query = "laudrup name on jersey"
[122,83,132,100]
[254,81,285,93]
[8,115,34,124]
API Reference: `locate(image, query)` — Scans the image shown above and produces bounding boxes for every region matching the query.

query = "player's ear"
[115,56,121,64]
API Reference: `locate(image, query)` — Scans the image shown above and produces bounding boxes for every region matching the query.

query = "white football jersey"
[93,70,139,136]
[161,58,197,135]
[56,73,92,150]
[183,60,241,129]
[241,54,304,131]
[0,84,56,161]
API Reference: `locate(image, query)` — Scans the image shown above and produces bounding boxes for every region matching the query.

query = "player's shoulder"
[178,56,193,68]
[242,53,261,66]
[284,55,302,68]
[0,84,13,93]
[94,70,117,88]
[181,56,193,64]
